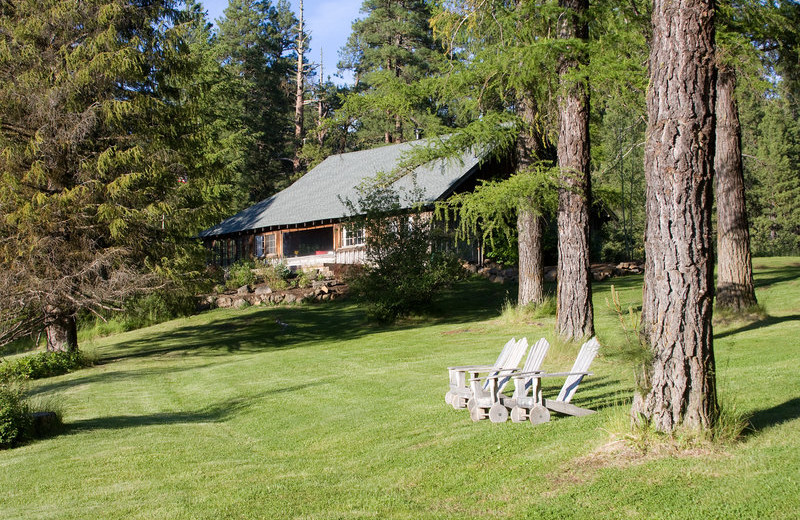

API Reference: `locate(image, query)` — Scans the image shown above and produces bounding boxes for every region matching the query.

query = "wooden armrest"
[471,368,536,382]
[512,371,592,380]
[447,364,496,371]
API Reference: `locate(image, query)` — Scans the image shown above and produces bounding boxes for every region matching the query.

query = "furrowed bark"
[556,0,594,340]
[633,0,718,433]
[516,95,545,306]
[715,64,757,310]
[45,313,78,352]
[518,206,544,306]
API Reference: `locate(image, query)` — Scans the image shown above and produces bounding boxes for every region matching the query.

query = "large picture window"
[342,226,365,247]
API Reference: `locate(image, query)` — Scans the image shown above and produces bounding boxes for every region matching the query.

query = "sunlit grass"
[1,258,798,519]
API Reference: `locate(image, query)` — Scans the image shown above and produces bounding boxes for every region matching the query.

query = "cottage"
[199,138,503,268]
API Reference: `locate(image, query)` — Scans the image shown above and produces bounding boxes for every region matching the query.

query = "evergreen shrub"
[0,350,90,383]
[0,383,31,449]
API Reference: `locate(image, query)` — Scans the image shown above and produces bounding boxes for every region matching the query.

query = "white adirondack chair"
[445,337,528,410]
[467,337,550,423]
[507,337,601,425]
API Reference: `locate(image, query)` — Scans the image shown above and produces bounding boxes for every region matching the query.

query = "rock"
[233,298,249,309]
[490,275,505,284]
[284,294,298,303]
[502,268,518,278]
[254,286,272,296]
[237,285,251,296]
[271,294,285,304]
[30,411,60,436]
[216,296,232,308]
[543,267,557,282]
[462,262,478,274]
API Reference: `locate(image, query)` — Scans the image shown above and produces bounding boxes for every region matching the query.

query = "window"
[342,226,365,247]
[255,234,277,258]
[264,233,276,255]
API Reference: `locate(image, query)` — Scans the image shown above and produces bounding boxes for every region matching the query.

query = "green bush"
[225,260,257,290]
[295,270,312,289]
[345,183,466,324]
[0,350,90,383]
[254,261,290,290]
[0,383,31,449]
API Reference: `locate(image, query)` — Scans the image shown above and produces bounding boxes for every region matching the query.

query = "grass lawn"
[2,257,799,519]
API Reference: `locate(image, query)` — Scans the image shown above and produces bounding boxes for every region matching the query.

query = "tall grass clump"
[498,296,556,324]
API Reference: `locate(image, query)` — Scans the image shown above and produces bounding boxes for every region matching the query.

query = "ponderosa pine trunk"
[518,206,544,306]
[516,95,545,306]
[715,64,757,310]
[633,0,718,433]
[556,0,593,340]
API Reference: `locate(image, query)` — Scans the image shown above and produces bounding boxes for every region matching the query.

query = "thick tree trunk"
[293,0,305,174]
[45,313,78,352]
[518,206,544,306]
[715,64,757,310]
[633,0,718,433]
[556,0,593,340]
[515,96,545,306]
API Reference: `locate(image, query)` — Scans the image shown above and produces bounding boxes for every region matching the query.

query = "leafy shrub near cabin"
[254,261,291,290]
[226,260,257,290]
[0,350,90,383]
[344,183,465,324]
[0,383,31,449]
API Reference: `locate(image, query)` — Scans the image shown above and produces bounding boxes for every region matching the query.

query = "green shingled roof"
[199,138,485,238]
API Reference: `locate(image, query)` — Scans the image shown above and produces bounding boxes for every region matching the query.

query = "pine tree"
[555,0,593,340]
[213,0,297,205]
[633,0,718,433]
[0,0,232,351]
[339,0,450,147]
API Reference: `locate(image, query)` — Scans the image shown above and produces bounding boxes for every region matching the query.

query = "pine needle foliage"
[0,0,235,349]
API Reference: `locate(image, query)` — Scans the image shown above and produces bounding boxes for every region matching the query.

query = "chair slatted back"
[520,338,551,392]
[493,337,518,369]
[557,337,600,403]
[485,337,528,391]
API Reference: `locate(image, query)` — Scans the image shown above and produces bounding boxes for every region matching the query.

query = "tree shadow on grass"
[26,360,235,398]
[63,381,326,434]
[100,279,511,363]
[751,265,800,288]
[745,397,800,436]
[714,314,800,340]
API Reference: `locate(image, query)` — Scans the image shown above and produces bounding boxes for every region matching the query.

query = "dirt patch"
[544,437,726,497]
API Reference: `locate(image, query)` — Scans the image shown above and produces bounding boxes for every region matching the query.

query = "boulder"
[254,286,273,296]
[237,285,251,296]
[30,411,60,436]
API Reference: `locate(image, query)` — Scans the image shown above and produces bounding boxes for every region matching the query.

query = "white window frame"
[342,226,365,247]
[264,233,276,255]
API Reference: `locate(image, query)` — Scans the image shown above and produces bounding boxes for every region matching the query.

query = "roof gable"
[200,138,484,238]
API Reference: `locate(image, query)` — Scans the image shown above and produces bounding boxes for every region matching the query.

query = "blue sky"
[200,0,364,85]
